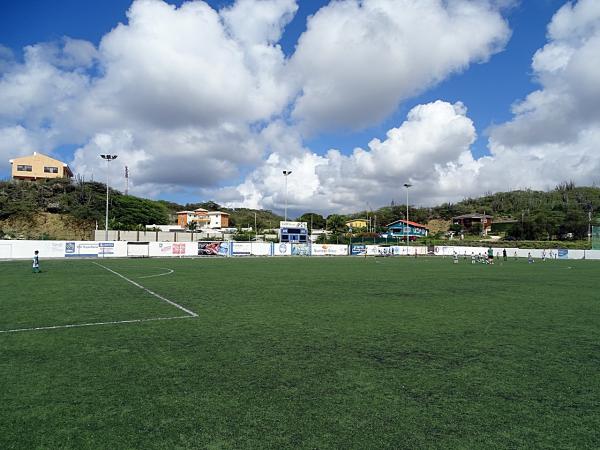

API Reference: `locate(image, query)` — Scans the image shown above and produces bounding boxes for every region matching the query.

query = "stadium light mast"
[283,170,292,221]
[100,154,118,240]
[404,183,412,250]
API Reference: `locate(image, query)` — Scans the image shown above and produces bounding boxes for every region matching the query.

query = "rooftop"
[386,219,429,229]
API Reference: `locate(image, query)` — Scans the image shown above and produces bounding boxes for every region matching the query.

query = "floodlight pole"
[589,210,592,244]
[100,154,118,240]
[283,170,292,221]
[404,183,412,251]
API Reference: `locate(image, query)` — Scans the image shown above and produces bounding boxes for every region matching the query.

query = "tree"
[326,214,347,234]
[449,223,462,233]
[560,210,588,239]
[297,213,325,231]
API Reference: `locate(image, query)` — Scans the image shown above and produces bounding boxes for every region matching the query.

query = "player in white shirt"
[32,250,41,273]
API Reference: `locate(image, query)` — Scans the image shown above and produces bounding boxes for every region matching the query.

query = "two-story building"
[177,208,229,229]
[9,152,73,181]
[386,219,429,239]
[452,213,493,234]
[207,211,229,229]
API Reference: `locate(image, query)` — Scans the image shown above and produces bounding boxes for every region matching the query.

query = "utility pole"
[100,154,118,240]
[404,183,412,250]
[283,170,292,221]
[125,166,129,196]
[589,209,592,243]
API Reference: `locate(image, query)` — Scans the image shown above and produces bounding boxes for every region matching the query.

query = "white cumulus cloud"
[219,100,478,213]
[0,0,520,208]
[289,0,510,133]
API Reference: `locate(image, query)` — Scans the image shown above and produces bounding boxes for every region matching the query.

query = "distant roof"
[386,219,428,229]
[207,211,229,215]
[176,210,195,214]
[452,213,493,220]
[345,218,368,223]
[194,208,208,212]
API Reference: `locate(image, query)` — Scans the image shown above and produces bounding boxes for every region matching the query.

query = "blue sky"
[1,0,599,214]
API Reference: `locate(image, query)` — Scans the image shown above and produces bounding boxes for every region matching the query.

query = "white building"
[207,211,230,229]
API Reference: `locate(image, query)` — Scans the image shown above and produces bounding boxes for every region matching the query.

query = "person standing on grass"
[487,247,494,264]
[503,248,507,261]
[32,250,41,273]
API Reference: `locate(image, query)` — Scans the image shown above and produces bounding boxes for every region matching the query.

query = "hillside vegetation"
[340,183,600,241]
[0,178,282,239]
[1,178,599,242]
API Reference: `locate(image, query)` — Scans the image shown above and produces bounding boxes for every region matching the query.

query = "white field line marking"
[0,315,193,334]
[92,262,198,317]
[138,268,174,279]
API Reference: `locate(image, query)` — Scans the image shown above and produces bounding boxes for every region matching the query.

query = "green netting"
[593,226,600,250]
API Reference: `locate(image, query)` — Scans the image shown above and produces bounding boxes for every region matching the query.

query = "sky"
[1,0,599,216]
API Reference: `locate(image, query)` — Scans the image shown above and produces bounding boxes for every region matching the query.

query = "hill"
[1,178,599,241]
[321,183,600,241]
[0,178,282,240]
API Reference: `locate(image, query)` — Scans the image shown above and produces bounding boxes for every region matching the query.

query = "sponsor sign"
[232,242,252,256]
[273,242,291,256]
[65,242,99,257]
[218,242,229,256]
[291,244,310,256]
[198,242,228,256]
[279,221,307,229]
[159,243,173,254]
[98,242,115,255]
[351,244,367,255]
[558,248,569,259]
[311,244,348,256]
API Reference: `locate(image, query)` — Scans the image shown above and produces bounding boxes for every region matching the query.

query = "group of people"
[453,247,508,265]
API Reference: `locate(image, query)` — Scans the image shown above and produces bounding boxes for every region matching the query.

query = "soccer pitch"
[1,257,599,449]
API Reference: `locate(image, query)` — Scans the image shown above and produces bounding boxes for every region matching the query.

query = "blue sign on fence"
[351,244,367,255]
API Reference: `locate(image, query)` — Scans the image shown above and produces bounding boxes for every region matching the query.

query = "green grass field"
[1,256,599,449]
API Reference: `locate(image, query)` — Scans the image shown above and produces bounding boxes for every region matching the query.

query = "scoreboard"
[279,221,308,243]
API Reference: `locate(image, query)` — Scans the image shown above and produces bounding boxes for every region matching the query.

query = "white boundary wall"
[2,240,600,260]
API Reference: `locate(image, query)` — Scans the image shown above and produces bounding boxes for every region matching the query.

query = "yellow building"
[9,152,73,181]
[345,218,369,230]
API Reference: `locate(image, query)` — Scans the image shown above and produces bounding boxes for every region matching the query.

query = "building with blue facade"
[386,219,429,239]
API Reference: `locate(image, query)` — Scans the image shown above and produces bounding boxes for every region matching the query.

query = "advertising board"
[232,242,252,256]
[291,244,310,256]
[310,244,348,256]
[198,241,229,256]
[273,242,291,256]
[351,244,367,255]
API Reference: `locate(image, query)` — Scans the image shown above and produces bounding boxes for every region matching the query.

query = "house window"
[44,166,59,173]
[17,165,32,172]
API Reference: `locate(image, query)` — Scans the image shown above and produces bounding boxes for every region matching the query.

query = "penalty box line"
[0,315,194,334]
[92,262,198,317]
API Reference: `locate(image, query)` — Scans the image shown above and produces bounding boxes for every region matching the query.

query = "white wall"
[2,240,600,261]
